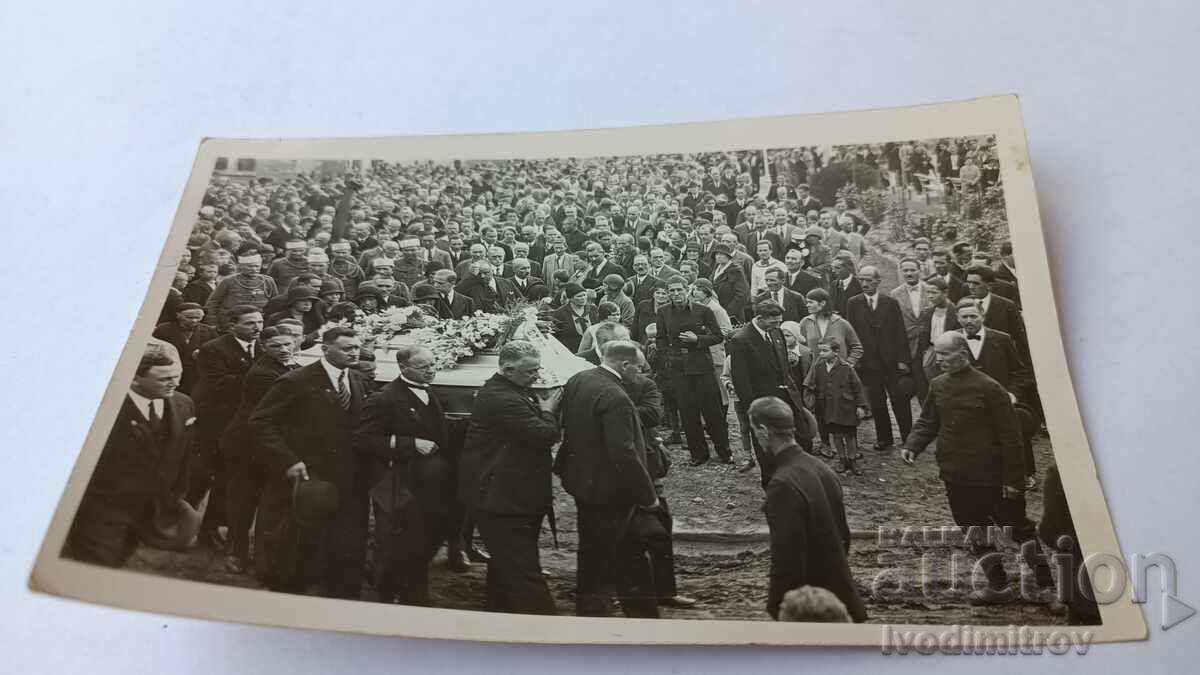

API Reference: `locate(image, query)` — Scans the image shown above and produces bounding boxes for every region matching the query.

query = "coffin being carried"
[296,305,592,416]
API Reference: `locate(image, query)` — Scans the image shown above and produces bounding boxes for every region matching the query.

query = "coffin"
[296,318,593,416]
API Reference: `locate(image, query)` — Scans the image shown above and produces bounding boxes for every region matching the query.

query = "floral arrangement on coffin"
[438,311,510,353]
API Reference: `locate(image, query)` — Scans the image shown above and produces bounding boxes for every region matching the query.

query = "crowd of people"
[64,146,1097,625]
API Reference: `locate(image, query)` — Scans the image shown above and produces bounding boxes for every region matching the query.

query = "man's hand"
[678,331,699,344]
[414,439,438,456]
[897,362,910,374]
[1008,392,1018,405]
[286,462,309,481]
[1002,485,1023,500]
[856,406,869,420]
[900,449,916,465]
[538,387,563,413]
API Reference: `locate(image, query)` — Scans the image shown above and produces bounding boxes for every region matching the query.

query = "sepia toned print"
[31,96,1146,645]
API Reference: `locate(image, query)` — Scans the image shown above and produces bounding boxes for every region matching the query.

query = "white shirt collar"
[319,357,347,390]
[234,337,255,352]
[127,390,162,421]
[600,363,623,381]
[751,318,771,342]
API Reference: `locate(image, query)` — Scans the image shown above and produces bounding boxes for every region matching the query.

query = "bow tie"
[967,334,981,341]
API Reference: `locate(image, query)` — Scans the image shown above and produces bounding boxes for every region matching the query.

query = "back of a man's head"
[601,340,640,368]
[778,586,851,623]
[593,321,631,352]
[748,396,795,448]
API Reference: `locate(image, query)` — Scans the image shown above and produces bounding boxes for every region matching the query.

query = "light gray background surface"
[2,0,1197,670]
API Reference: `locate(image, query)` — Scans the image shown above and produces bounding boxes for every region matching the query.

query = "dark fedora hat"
[292,478,339,527]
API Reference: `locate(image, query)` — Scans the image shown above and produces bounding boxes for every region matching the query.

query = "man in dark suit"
[964,266,1029,360]
[795,185,822,215]
[152,302,217,395]
[431,269,476,319]
[929,250,966,303]
[250,327,372,599]
[455,262,522,314]
[356,345,455,606]
[579,242,626,291]
[740,212,784,260]
[188,305,263,548]
[506,258,547,301]
[710,244,750,320]
[655,276,731,465]
[782,248,822,297]
[750,397,866,621]
[66,350,196,567]
[827,254,862,316]
[955,299,1041,490]
[844,266,914,451]
[913,277,961,401]
[557,341,660,618]
[219,327,297,576]
[756,268,807,323]
[459,341,563,614]
[623,254,658,306]
[727,301,811,485]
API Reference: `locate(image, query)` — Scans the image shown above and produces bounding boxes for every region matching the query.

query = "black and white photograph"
[29,98,1145,646]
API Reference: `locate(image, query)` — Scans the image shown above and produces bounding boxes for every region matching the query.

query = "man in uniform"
[900,333,1055,605]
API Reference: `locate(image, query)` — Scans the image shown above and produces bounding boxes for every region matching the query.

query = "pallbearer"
[459,341,562,614]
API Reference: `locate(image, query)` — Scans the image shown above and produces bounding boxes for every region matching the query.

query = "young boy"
[804,336,869,475]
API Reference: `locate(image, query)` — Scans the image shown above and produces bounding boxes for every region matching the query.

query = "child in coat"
[804,336,869,475]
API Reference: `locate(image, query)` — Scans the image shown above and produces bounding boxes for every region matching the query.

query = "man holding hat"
[251,326,372,599]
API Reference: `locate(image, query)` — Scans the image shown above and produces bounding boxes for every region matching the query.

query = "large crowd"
[65,142,1098,625]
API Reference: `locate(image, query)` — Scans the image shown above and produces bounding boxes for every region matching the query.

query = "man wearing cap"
[328,240,365,297]
[267,239,310,290]
[65,349,198,567]
[600,273,635,327]
[709,243,750,320]
[189,305,263,549]
[153,302,217,396]
[204,248,278,330]
[718,232,755,286]
[395,237,426,288]
[251,327,372,599]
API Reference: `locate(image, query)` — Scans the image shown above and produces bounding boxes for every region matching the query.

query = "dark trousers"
[860,367,912,447]
[944,482,1053,589]
[260,478,369,600]
[225,458,265,560]
[669,367,730,462]
[574,501,659,618]
[374,498,442,606]
[644,495,677,599]
[474,509,557,615]
[1014,405,1038,477]
[186,434,228,533]
[65,496,150,567]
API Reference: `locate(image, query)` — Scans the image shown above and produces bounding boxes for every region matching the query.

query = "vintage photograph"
[30,99,1145,645]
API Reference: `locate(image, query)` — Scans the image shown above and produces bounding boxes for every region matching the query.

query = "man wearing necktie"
[357,345,457,605]
[844,266,914,453]
[66,348,196,567]
[251,327,371,599]
[188,305,263,550]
